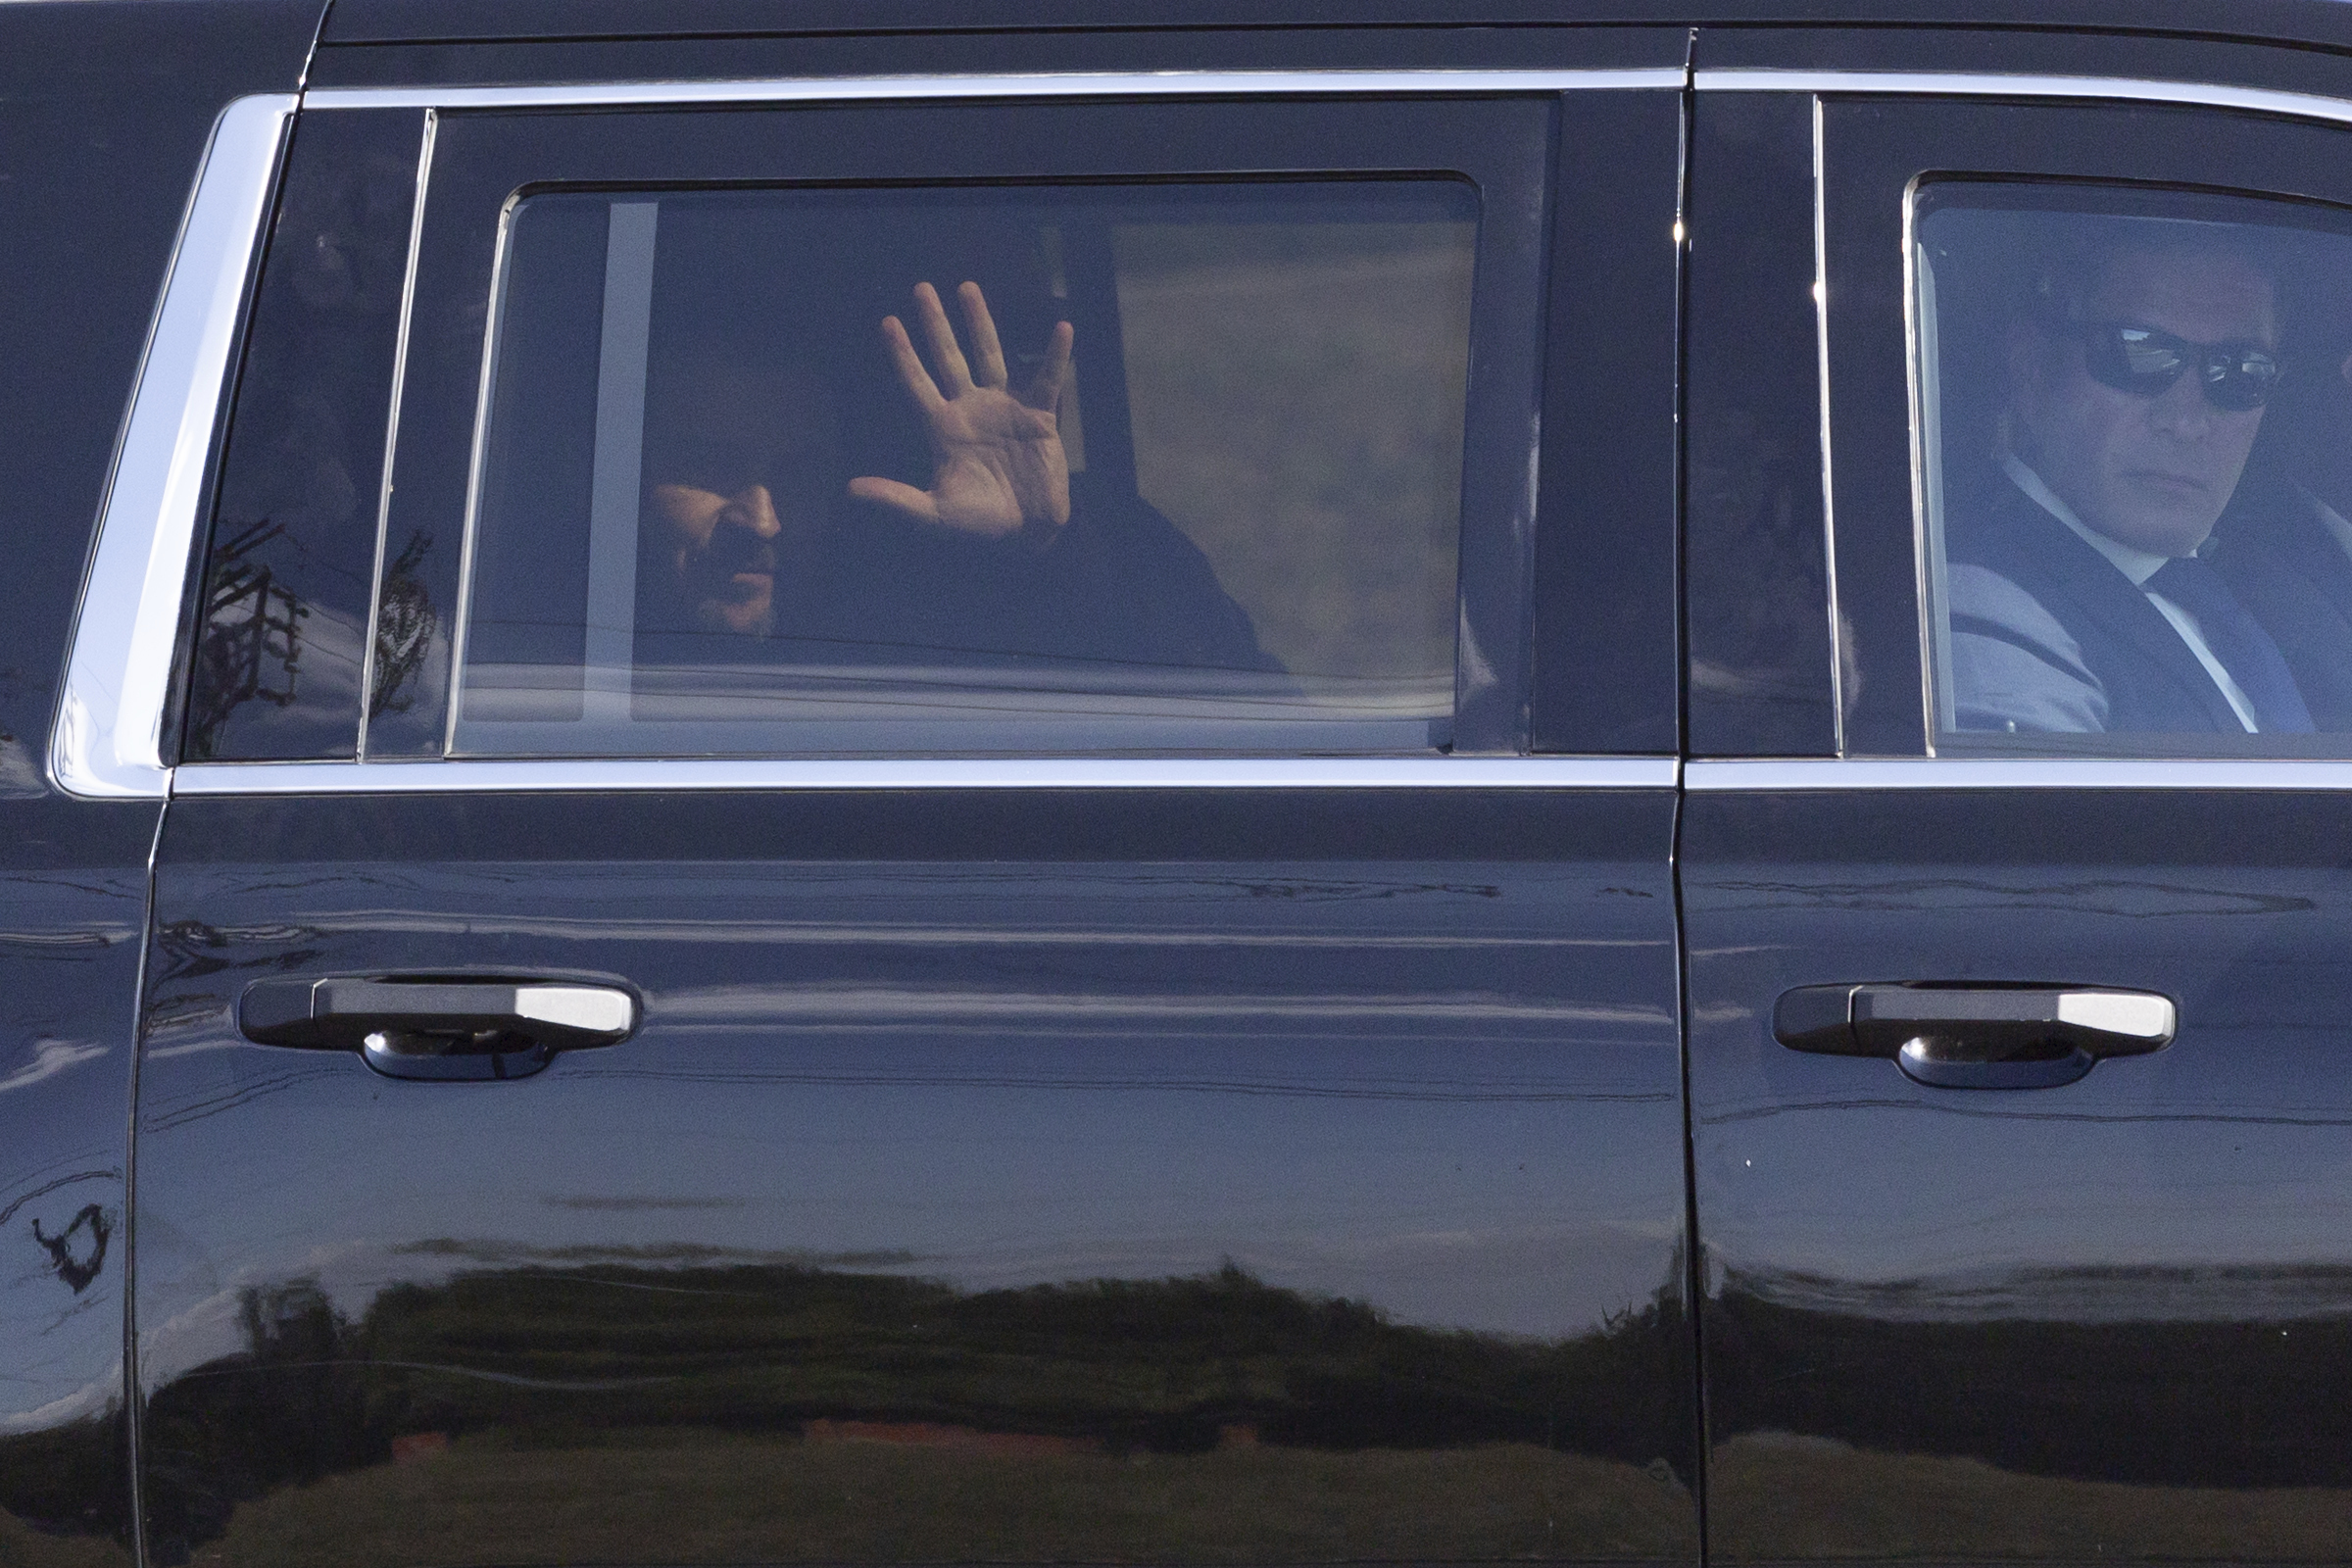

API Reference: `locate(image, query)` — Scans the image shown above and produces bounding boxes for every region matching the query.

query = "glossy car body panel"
[0,802,162,1567]
[1683,789,2352,1562]
[0,3,319,1561]
[138,789,1696,1565]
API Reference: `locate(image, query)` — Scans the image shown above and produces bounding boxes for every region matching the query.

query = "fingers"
[910,281,974,395]
[957,281,1008,389]
[1025,319,1074,413]
[891,280,1070,412]
[877,314,946,415]
[847,474,941,524]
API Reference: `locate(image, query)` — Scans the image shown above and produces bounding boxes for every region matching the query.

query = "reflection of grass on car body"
[1711,1432,2352,1561]
[0,1505,124,1568]
[192,1432,1691,1567]
[1113,222,1475,684]
[133,1257,1700,1563]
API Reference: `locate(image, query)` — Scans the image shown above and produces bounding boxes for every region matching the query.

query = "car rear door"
[88,28,1702,1567]
[1682,27,2352,1568]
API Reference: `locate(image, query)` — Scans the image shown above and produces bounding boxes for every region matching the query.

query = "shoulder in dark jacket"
[1943,476,2241,734]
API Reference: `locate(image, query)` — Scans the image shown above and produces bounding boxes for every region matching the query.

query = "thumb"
[848,475,941,524]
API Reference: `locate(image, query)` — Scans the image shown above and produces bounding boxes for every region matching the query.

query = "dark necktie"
[2148,556,2315,733]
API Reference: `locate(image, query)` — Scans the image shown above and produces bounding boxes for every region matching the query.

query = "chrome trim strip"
[1693,70,2352,128]
[1810,94,1844,753]
[1686,758,2352,791]
[172,756,1681,795]
[442,190,525,753]
[303,68,1689,112]
[357,107,436,760]
[50,94,297,800]
[1902,175,1944,753]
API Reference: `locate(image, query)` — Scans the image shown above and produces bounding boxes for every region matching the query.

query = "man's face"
[645,360,839,637]
[651,481,783,636]
[2011,246,2278,558]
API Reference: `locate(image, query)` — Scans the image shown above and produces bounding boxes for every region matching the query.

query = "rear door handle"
[1774,984,2175,1089]
[240,977,638,1081]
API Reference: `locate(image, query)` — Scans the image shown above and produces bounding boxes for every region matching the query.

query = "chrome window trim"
[301,68,1690,113]
[357,108,438,760]
[50,93,297,801]
[438,187,524,758]
[1809,95,1845,753]
[172,756,1682,796]
[1693,70,2352,130]
[1686,759,2352,791]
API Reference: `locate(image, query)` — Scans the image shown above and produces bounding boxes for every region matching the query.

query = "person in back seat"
[641,278,1278,680]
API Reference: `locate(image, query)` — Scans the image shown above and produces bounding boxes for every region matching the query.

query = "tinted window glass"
[453,182,1475,757]
[1915,182,2352,754]
[184,108,423,761]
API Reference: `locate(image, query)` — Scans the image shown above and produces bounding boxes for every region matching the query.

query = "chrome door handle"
[1774,984,2175,1089]
[240,977,637,1081]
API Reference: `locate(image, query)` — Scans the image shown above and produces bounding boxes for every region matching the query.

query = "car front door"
[1683,34,2352,1568]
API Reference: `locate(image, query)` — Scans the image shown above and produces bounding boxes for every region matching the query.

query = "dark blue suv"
[6,3,2352,1565]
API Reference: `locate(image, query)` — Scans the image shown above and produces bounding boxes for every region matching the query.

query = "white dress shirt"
[2001,455,2261,732]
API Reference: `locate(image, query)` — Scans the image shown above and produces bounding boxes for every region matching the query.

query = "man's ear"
[2338,345,2352,390]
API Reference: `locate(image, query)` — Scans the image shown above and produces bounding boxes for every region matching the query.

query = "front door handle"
[1774,984,2175,1089]
[239,977,638,1081]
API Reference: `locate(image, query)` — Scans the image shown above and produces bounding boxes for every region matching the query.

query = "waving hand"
[849,280,1075,539]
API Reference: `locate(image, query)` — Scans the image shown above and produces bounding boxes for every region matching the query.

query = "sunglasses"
[2065,319,2284,412]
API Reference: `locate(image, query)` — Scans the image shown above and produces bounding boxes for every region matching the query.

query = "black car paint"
[0,3,321,1560]
[136,789,1696,1563]
[1683,789,2352,1562]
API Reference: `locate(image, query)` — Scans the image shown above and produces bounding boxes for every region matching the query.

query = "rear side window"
[455,181,1477,757]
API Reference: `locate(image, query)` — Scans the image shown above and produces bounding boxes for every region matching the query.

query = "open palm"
[849,280,1075,539]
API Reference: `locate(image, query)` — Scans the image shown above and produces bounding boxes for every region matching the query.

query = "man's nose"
[2149,370,2218,438]
[717,485,782,539]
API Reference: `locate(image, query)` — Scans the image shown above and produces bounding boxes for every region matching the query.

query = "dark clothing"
[643,474,1282,683]
[2212,484,2352,730]
[2143,555,2312,732]
[1944,477,2321,734]
[788,473,1281,676]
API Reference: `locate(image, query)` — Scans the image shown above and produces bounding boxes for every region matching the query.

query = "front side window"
[453,181,1476,757]
[1914,182,2352,753]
